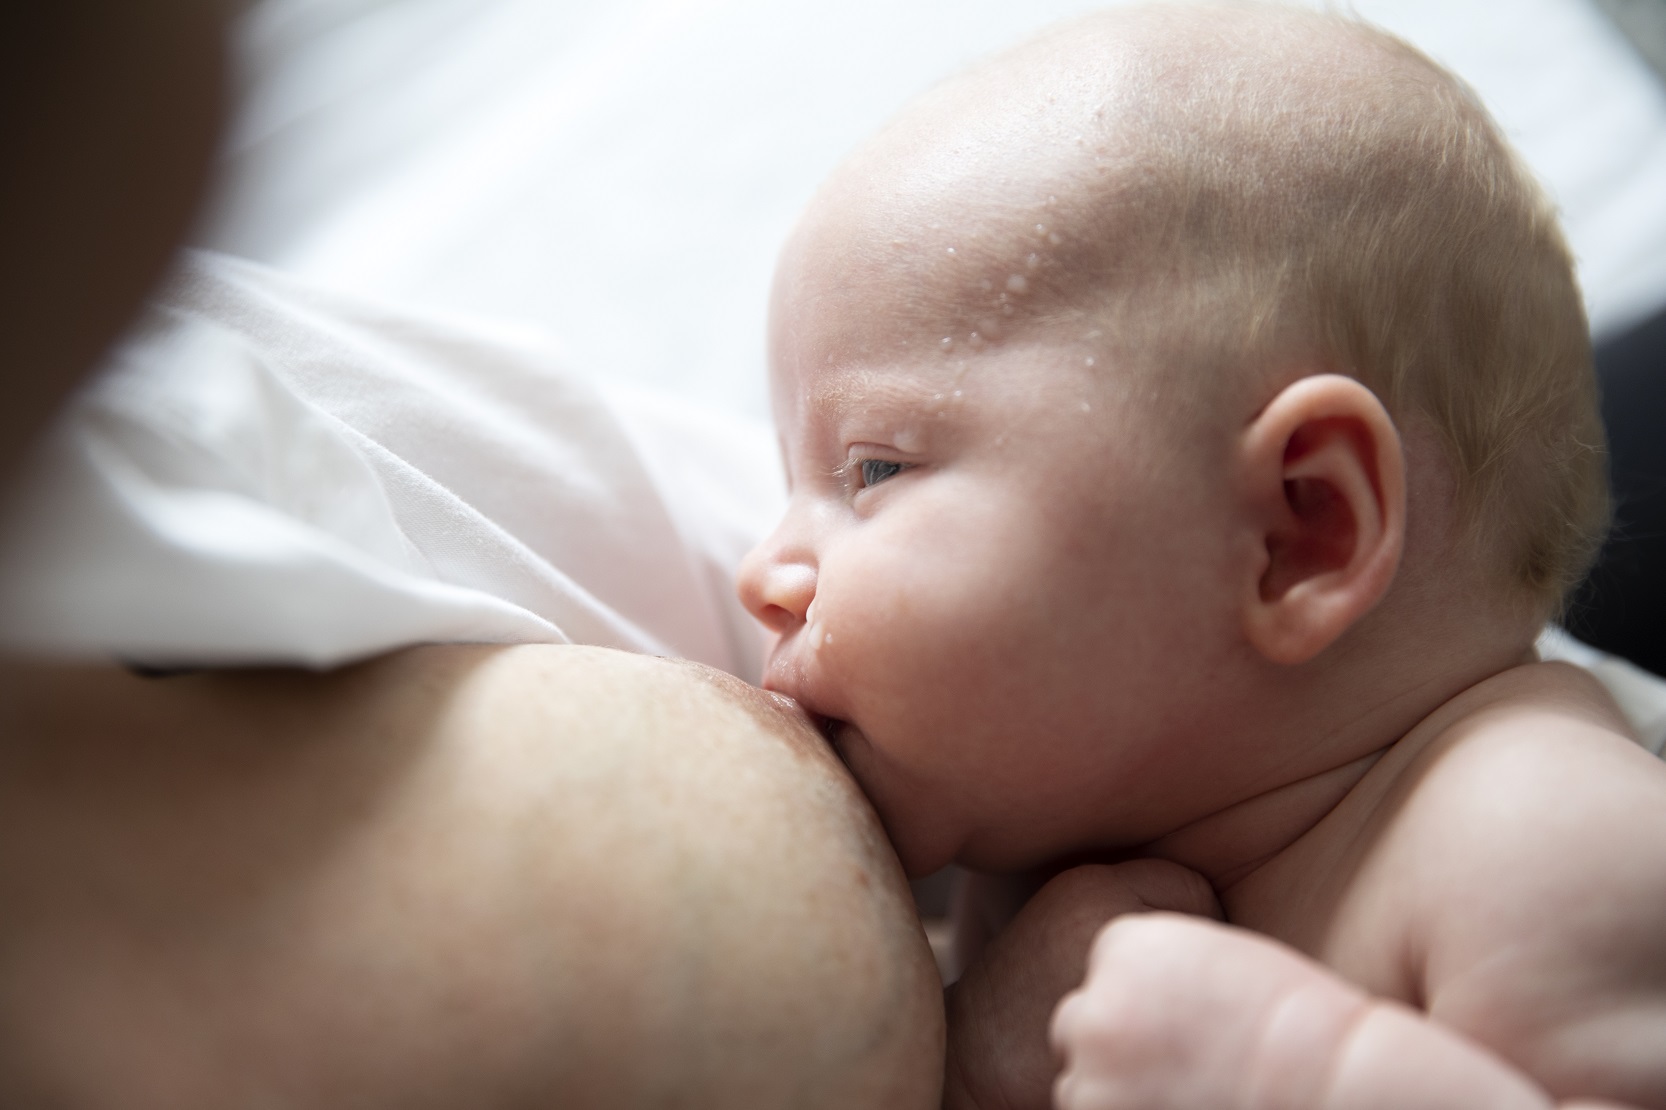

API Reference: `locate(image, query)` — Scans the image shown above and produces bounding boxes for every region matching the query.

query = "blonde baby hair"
[1038,3,1609,614]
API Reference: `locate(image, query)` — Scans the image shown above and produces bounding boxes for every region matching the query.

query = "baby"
[736,4,1666,1109]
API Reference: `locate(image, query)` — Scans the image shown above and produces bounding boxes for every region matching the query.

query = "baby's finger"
[1049,987,1089,1059]
[1083,912,1137,975]
[1052,1066,1101,1110]
[1054,1063,1142,1110]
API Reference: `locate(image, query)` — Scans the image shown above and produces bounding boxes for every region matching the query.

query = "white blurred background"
[195,0,1666,420]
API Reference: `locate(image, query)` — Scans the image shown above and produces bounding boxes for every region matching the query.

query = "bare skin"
[0,645,945,1108]
[738,6,1666,1107]
[1032,661,1666,1110]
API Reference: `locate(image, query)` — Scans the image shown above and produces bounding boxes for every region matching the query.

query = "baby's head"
[737,3,1606,876]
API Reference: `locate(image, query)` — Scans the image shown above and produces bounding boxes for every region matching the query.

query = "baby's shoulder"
[1374,662,1666,1095]
[1394,660,1666,866]
[1380,661,1666,907]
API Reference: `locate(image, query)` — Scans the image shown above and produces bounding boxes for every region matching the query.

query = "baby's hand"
[942,860,1219,1110]
[1049,913,1585,1110]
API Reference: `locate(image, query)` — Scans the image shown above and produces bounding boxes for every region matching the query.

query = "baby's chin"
[818,717,964,879]
[833,726,1103,878]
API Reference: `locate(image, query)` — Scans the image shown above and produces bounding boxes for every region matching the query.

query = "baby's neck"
[1136,746,1387,890]
[1135,632,1537,893]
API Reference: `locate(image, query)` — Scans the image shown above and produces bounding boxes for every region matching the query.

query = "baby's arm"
[1400,674,1666,1106]
[942,860,1221,1110]
[1051,913,1637,1110]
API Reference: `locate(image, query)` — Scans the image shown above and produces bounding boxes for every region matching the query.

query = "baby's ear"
[1236,374,1405,665]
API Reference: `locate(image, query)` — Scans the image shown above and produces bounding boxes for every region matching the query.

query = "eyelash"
[858,458,906,488]
[836,455,911,491]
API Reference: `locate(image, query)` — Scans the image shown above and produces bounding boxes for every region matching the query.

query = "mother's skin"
[0,646,944,1106]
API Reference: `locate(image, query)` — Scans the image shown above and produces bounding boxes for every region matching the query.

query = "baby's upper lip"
[760,630,804,694]
[761,633,842,727]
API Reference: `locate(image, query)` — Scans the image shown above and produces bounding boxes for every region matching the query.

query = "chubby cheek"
[813,495,1057,771]
[817,527,999,697]
[812,505,1169,868]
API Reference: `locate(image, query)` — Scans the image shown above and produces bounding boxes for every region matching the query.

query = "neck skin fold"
[1132,631,1537,898]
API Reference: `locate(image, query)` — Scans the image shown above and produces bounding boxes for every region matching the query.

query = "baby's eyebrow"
[806,367,936,423]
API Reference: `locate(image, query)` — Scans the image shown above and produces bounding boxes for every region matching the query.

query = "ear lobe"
[1240,375,1406,665]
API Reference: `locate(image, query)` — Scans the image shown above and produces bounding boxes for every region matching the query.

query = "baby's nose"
[737,539,816,634]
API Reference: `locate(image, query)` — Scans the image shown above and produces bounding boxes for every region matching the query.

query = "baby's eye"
[858,458,906,488]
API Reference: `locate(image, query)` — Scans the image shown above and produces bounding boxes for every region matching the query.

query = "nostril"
[769,606,805,634]
[740,561,816,629]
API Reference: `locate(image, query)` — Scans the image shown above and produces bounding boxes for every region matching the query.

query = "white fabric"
[0,252,779,678]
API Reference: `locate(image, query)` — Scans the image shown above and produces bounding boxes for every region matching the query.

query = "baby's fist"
[1049,913,1364,1110]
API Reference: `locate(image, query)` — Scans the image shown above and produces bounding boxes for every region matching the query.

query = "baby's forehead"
[770,317,1159,456]
[783,5,1413,257]
[775,153,1142,373]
